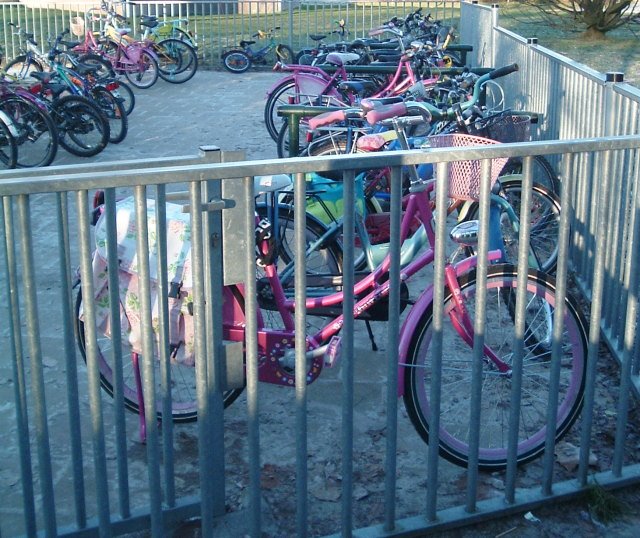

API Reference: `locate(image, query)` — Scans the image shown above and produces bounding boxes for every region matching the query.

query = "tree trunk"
[582,26,608,40]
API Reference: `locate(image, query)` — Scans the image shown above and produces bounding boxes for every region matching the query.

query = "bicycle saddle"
[325,52,360,66]
[310,34,327,41]
[240,40,256,48]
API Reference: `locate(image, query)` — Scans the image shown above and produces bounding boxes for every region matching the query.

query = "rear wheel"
[124,50,159,89]
[155,38,198,83]
[75,286,246,421]
[222,50,251,73]
[51,95,109,157]
[275,44,295,64]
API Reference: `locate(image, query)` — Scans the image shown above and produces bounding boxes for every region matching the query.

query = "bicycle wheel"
[221,50,251,73]
[0,95,58,168]
[75,286,245,421]
[403,265,587,470]
[462,178,562,274]
[109,79,135,116]
[0,120,18,169]
[90,86,128,144]
[155,38,198,83]
[264,78,341,143]
[51,95,109,157]
[255,203,343,276]
[275,44,295,64]
[2,55,43,79]
[77,53,117,79]
[124,50,159,89]
[501,154,561,196]
[276,118,310,158]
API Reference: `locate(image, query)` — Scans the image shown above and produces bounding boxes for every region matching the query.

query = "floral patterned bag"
[84,196,197,366]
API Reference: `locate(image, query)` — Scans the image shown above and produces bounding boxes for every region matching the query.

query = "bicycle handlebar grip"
[489,63,519,80]
[365,102,407,125]
[308,109,347,130]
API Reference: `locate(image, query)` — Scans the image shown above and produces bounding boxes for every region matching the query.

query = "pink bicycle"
[76,74,588,469]
[70,3,160,89]
[264,24,440,142]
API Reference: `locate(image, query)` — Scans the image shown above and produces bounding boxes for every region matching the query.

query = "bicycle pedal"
[324,336,342,368]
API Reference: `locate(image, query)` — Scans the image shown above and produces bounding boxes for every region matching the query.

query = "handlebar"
[366,63,518,125]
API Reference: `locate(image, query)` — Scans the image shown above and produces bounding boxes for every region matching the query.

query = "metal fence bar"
[1,196,37,537]
[57,191,88,530]
[75,189,112,536]
[17,194,58,537]
[294,170,309,537]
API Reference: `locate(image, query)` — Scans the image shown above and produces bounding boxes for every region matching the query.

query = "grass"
[585,482,630,524]
[495,2,640,87]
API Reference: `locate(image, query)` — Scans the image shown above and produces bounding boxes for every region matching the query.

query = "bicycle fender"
[396,286,435,397]
[396,252,500,397]
[265,72,337,100]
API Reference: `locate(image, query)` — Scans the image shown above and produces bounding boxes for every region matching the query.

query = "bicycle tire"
[2,55,43,79]
[90,86,128,144]
[501,154,561,196]
[403,265,588,470]
[51,95,109,157]
[264,77,341,143]
[276,118,311,158]
[77,53,117,79]
[124,50,159,89]
[255,203,343,276]
[275,44,295,64]
[221,50,251,73]
[0,94,58,168]
[0,120,18,169]
[110,79,135,116]
[155,38,198,83]
[462,178,562,274]
[75,286,245,421]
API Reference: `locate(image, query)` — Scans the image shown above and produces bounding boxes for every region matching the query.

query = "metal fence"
[460,1,640,396]
[2,132,640,537]
[2,1,640,537]
[0,1,460,67]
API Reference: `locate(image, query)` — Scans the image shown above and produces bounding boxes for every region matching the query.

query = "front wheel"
[222,50,251,73]
[2,55,43,79]
[124,50,159,89]
[462,178,562,274]
[403,266,587,471]
[275,44,295,64]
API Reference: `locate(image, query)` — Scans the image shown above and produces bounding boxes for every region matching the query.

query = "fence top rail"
[1,135,640,196]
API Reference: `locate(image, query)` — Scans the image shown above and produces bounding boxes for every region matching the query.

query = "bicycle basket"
[71,16,85,37]
[427,133,508,201]
[470,113,531,144]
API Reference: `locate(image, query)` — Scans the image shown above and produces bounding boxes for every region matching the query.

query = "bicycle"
[0,83,59,167]
[74,67,588,471]
[71,6,160,89]
[221,27,295,74]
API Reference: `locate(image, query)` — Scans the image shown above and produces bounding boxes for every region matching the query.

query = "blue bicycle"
[221,27,294,73]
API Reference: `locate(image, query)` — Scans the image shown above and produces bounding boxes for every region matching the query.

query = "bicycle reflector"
[105,81,120,92]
